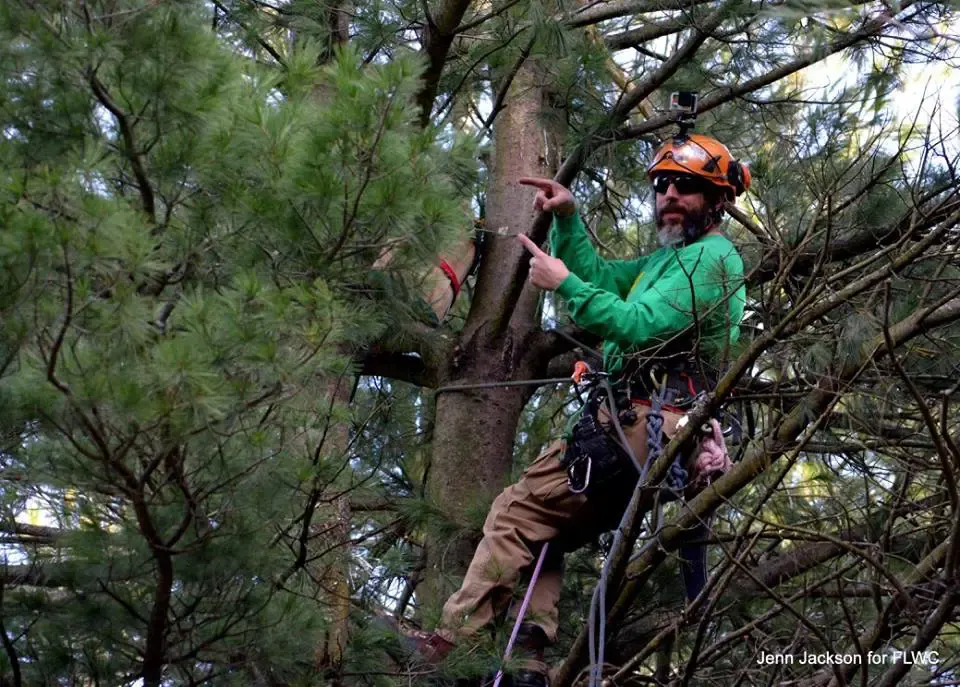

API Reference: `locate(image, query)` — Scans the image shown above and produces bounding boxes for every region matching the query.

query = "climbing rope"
[493,542,550,687]
[435,377,576,394]
[585,391,733,685]
[586,378,666,687]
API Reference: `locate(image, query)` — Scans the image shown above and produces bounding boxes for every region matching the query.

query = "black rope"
[546,327,604,366]
[434,377,573,394]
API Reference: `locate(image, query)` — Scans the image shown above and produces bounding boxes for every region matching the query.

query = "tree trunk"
[311,378,354,682]
[420,58,564,613]
[314,494,352,679]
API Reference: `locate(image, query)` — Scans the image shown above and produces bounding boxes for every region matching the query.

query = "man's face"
[653,173,713,246]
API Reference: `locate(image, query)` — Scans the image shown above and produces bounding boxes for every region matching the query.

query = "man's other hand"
[518,177,576,217]
[518,234,570,291]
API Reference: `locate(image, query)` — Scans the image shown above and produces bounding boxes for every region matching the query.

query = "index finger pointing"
[517,177,556,191]
[517,234,547,256]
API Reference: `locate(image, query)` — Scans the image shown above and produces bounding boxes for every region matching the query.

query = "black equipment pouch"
[561,389,636,494]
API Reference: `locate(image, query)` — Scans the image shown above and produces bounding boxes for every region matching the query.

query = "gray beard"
[657,226,685,246]
[655,208,712,247]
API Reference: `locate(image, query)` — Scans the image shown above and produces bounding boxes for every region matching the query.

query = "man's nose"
[663,182,681,201]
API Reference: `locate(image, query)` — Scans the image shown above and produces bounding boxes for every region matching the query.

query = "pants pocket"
[520,440,588,505]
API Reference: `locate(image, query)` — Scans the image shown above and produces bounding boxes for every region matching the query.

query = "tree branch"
[361,322,452,387]
[557,0,735,185]
[565,0,715,29]
[0,523,63,545]
[0,563,78,588]
[604,16,688,51]
[454,0,524,33]
[616,3,916,142]
[872,587,959,687]
[415,0,475,125]
[88,70,157,224]
[810,540,950,687]
[211,0,287,67]
[748,197,960,287]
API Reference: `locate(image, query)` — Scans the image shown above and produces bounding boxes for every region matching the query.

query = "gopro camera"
[669,91,698,115]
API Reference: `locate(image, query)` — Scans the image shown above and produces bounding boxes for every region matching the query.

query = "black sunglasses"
[652,173,705,195]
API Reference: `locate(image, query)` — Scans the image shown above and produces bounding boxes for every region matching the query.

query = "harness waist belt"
[624,363,715,410]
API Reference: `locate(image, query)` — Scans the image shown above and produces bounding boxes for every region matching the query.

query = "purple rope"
[493,542,550,687]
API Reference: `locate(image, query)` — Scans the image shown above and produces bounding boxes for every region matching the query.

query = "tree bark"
[419,58,563,611]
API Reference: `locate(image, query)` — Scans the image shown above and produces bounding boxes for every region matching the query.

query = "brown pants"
[438,402,682,647]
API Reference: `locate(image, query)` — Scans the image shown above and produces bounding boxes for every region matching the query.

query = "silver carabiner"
[567,457,592,494]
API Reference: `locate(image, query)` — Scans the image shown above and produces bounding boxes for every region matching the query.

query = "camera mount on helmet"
[669,91,698,142]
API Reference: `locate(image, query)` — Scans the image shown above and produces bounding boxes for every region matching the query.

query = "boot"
[510,670,549,687]
[404,628,457,664]
[478,670,548,687]
[507,623,549,686]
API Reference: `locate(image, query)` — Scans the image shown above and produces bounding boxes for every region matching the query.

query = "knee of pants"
[523,569,563,642]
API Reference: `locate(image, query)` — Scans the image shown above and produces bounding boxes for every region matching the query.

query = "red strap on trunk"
[438,259,461,298]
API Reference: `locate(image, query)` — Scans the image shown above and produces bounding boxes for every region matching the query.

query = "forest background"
[2,0,960,685]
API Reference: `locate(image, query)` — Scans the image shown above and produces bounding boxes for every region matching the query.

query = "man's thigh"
[485,440,588,539]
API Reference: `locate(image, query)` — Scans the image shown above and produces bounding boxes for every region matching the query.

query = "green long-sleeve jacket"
[550,213,746,376]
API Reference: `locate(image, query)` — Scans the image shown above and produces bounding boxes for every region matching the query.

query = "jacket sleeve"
[550,213,646,298]
[555,242,735,348]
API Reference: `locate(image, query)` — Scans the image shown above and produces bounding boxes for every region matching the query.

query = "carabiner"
[567,457,592,494]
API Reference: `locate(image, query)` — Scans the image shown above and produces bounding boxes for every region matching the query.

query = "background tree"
[2,0,960,685]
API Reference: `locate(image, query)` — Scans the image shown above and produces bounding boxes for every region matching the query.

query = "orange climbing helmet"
[647,133,751,200]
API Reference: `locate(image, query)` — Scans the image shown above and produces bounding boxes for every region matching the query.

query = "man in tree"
[414,134,750,686]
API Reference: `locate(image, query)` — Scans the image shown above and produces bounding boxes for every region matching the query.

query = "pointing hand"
[518,177,576,217]
[518,234,570,291]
